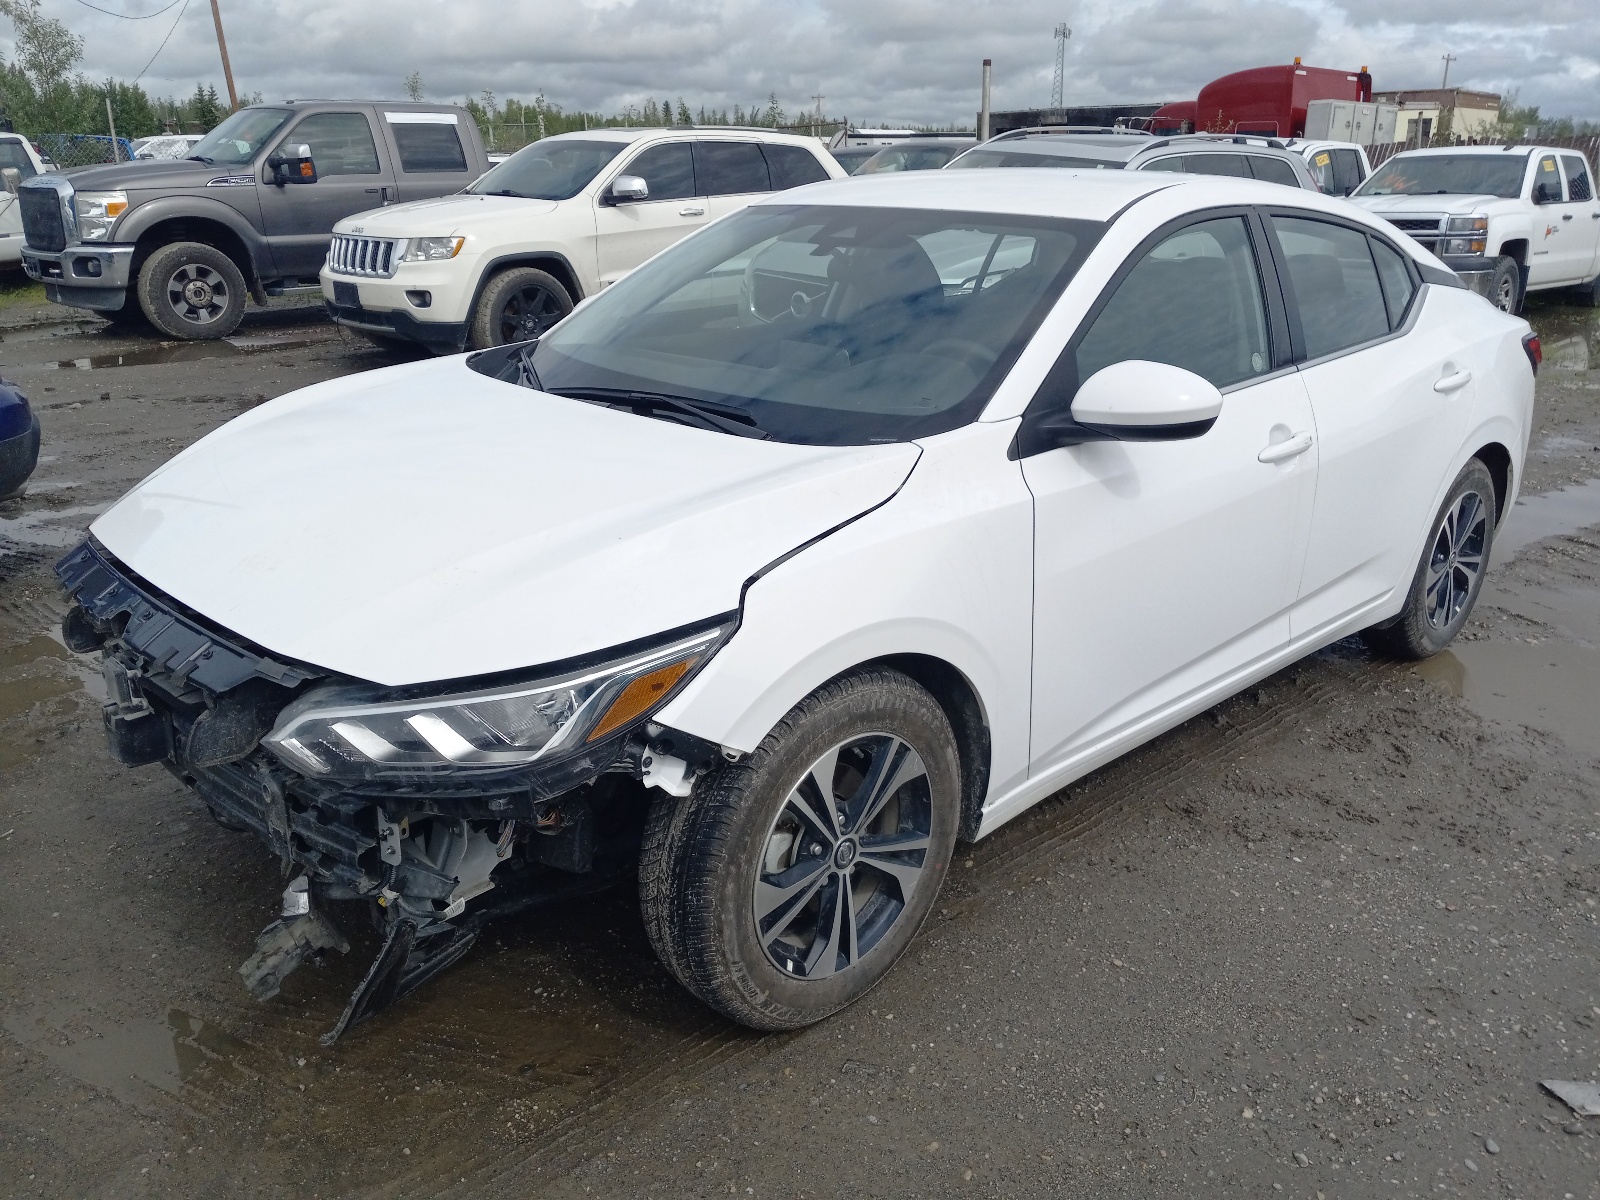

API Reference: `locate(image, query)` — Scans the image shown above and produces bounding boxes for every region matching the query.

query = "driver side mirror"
[268,143,317,185]
[1532,178,1561,204]
[607,175,649,204]
[1018,360,1223,455]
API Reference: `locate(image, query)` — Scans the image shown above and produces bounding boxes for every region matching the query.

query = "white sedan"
[59,169,1537,1037]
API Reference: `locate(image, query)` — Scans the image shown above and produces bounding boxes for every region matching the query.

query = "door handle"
[1433,369,1472,393]
[678,204,706,217]
[1563,213,1574,221]
[1258,432,1313,463]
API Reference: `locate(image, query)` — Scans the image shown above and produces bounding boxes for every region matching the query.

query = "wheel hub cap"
[183,279,213,306]
[832,839,858,869]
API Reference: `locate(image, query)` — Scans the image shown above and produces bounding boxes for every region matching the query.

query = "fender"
[113,195,275,279]
[467,249,588,316]
[657,420,1036,812]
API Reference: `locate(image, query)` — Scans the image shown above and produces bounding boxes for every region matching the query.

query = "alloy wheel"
[165,262,232,327]
[497,284,565,343]
[1424,489,1488,630]
[1493,273,1516,313]
[753,733,933,980]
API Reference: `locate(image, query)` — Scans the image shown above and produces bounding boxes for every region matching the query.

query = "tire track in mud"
[399,652,1398,1198]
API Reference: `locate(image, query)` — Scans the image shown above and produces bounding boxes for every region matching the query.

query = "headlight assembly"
[74,190,128,241]
[1443,216,1487,256]
[263,623,730,779]
[400,236,465,262]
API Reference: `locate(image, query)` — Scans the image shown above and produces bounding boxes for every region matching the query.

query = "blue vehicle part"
[0,379,40,499]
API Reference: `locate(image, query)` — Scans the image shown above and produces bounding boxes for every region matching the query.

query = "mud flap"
[319,918,478,1047]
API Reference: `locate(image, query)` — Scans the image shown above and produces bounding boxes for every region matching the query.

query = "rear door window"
[1561,154,1594,202]
[1247,155,1301,188]
[696,142,771,196]
[1369,238,1418,330]
[621,142,697,200]
[286,112,380,175]
[384,113,468,172]
[762,144,830,189]
[1076,215,1271,390]
[1183,154,1252,178]
[1270,215,1391,360]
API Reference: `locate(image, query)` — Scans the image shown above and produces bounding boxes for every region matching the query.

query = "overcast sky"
[9,0,1598,125]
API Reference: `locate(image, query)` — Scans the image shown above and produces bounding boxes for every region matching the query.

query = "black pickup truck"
[19,100,489,339]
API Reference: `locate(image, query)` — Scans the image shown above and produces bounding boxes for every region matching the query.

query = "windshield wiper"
[479,188,529,198]
[186,155,215,165]
[513,343,542,390]
[547,386,768,439]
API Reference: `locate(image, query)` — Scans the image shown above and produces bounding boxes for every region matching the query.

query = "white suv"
[319,128,844,352]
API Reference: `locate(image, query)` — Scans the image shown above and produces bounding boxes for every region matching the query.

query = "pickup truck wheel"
[638,667,960,1030]
[470,267,572,349]
[136,241,247,340]
[1487,256,1521,314]
[1576,271,1600,308]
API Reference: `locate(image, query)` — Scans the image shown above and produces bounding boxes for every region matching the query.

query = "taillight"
[1522,332,1541,375]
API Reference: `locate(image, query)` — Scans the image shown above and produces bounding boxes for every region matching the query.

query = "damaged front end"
[58,539,732,1044]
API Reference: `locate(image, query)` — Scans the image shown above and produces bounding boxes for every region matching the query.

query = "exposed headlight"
[1443,237,1487,255]
[1446,216,1488,234]
[74,190,129,241]
[262,623,730,779]
[400,236,465,262]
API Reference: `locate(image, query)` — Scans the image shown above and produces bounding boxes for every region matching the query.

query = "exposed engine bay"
[57,539,726,1043]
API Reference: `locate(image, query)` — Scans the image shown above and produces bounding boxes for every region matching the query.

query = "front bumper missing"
[1441,254,1497,301]
[57,538,652,1042]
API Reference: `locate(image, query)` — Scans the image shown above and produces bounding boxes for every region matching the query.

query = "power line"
[131,0,190,84]
[70,0,184,19]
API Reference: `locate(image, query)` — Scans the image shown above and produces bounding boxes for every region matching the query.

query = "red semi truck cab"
[1152,63,1373,137]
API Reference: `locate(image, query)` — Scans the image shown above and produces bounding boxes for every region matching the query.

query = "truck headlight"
[74,191,129,242]
[1444,216,1487,256]
[400,236,465,262]
[262,623,730,779]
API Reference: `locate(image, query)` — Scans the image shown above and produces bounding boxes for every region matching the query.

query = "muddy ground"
[1,286,1599,1200]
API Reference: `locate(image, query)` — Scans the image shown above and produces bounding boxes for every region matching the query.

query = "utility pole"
[208,0,240,111]
[1052,23,1071,112]
[980,59,992,141]
[811,93,825,139]
[1440,53,1457,89]
[105,94,119,161]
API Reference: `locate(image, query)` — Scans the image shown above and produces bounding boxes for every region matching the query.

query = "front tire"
[469,267,573,350]
[639,667,961,1030]
[1363,458,1497,660]
[1487,255,1521,314]
[136,241,248,340]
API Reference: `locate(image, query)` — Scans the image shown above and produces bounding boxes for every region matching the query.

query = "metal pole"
[208,0,240,111]
[105,94,119,161]
[1440,53,1456,89]
[980,58,992,141]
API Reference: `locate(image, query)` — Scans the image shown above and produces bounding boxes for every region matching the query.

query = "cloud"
[4,0,1594,125]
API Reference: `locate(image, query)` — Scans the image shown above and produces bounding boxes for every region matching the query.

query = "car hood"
[58,159,224,191]
[334,193,561,237]
[89,356,920,686]
[1350,193,1509,216]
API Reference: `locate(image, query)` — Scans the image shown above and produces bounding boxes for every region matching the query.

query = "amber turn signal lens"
[586,657,697,742]
[300,162,314,177]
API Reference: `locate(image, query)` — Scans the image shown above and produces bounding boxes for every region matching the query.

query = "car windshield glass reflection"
[482,204,1099,446]
[858,146,964,173]
[187,108,292,165]
[947,148,1119,170]
[467,140,623,200]
[1356,153,1528,198]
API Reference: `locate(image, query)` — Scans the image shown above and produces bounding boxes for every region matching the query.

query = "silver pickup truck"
[19,100,489,339]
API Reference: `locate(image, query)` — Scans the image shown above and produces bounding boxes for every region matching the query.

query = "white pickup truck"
[0,133,51,268]
[1348,144,1600,312]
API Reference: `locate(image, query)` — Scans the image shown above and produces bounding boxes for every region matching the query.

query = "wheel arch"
[1496,238,1528,266]
[468,251,585,321]
[868,653,992,843]
[1471,441,1514,526]
[118,201,269,290]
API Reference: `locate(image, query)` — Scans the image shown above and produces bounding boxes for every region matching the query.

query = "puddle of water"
[1491,477,1600,568]
[43,333,326,372]
[1543,333,1591,373]
[1418,636,1600,757]
[2,1008,247,1104]
[0,501,108,554]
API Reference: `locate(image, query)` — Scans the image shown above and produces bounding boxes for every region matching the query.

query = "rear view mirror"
[1532,180,1560,205]
[608,175,649,204]
[1070,360,1222,439]
[269,143,317,185]
[1,167,20,195]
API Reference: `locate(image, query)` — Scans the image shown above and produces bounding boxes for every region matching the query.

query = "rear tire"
[136,241,248,340]
[1362,459,1497,660]
[469,267,573,350]
[638,667,960,1030]
[1487,255,1520,314]
[1575,272,1600,308]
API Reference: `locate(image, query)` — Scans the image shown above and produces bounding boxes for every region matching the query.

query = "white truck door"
[1558,154,1600,285]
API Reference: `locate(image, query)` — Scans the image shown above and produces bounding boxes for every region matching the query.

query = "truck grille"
[327,234,399,278]
[19,186,66,252]
[1387,216,1444,232]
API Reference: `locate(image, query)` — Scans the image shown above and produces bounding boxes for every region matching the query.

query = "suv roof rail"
[1161,132,1289,150]
[989,125,1154,143]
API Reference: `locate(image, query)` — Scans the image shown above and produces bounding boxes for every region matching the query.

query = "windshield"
[187,107,292,165]
[476,204,1099,445]
[947,147,1121,170]
[858,145,966,173]
[1356,153,1528,198]
[466,139,623,200]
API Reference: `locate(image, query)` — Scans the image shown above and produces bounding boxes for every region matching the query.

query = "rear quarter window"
[763,144,830,189]
[386,113,469,172]
[1247,155,1302,188]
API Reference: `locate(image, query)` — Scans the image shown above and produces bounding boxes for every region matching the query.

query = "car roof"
[752,167,1181,221]
[536,128,826,148]
[1381,145,1540,158]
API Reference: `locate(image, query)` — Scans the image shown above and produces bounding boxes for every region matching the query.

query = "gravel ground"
[0,293,1597,1200]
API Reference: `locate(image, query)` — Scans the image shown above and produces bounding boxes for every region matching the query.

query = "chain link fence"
[1367,133,1600,169]
[36,134,139,170]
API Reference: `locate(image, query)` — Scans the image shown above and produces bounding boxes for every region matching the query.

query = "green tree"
[677,98,692,126]
[404,71,424,101]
